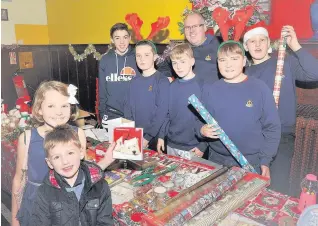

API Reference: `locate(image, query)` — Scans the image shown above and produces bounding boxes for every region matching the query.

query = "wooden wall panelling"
[1,46,52,109]
[57,49,70,85]
[86,54,99,114]
[49,49,61,81]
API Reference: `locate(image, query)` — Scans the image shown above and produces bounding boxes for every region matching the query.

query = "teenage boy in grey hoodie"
[99,23,141,121]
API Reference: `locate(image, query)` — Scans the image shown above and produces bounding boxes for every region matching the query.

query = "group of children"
[11,18,318,226]
[100,21,318,195]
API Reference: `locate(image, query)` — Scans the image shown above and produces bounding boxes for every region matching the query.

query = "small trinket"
[162,181,174,191]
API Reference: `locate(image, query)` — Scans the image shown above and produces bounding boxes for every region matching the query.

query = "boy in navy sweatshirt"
[199,41,281,177]
[157,43,205,160]
[99,23,140,121]
[243,23,318,195]
[124,40,169,149]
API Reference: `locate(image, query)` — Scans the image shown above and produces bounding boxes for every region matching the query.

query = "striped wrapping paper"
[188,94,256,173]
[185,178,267,226]
[273,29,287,108]
[164,168,247,225]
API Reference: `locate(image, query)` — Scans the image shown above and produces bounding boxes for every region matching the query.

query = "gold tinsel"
[68,44,106,62]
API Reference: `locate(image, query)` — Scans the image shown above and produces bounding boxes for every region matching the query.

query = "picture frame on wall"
[1,9,8,21]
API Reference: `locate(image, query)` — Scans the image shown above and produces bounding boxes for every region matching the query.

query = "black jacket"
[30,161,113,226]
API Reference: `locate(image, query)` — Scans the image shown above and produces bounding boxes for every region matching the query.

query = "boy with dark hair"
[124,40,170,149]
[199,41,281,177]
[99,22,140,121]
[243,23,318,194]
[30,125,113,226]
[157,43,205,159]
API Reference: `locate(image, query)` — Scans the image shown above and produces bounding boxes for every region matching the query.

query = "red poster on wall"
[269,0,314,39]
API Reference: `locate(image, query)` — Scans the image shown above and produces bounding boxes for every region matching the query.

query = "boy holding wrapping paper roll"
[197,40,281,177]
[243,22,318,195]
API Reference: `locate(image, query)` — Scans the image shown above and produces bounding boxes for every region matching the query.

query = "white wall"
[1,0,48,45]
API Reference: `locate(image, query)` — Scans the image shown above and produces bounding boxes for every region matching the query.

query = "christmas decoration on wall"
[68,44,108,62]
[178,0,269,35]
[1,44,19,50]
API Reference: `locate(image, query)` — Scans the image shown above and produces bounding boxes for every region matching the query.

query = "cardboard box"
[102,117,135,142]
[75,110,94,127]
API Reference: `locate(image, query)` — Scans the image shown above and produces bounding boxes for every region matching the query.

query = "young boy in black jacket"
[30,125,113,226]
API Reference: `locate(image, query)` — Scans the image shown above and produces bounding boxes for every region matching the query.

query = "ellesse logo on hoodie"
[105,67,136,82]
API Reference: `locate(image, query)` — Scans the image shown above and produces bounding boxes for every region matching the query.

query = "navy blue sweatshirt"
[98,46,141,119]
[198,77,281,166]
[157,34,221,83]
[159,76,206,151]
[245,48,318,133]
[124,71,169,141]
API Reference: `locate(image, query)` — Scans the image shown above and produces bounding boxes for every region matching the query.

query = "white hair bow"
[67,84,79,104]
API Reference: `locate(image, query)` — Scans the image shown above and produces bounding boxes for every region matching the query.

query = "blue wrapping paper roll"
[188,94,256,173]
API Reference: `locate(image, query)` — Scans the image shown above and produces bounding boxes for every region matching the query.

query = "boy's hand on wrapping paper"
[200,124,221,139]
[157,138,165,154]
[96,142,116,170]
[282,25,301,52]
[261,165,271,181]
[191,147,204,157]
[143,138,149,149]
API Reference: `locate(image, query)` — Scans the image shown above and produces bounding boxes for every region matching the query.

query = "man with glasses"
[158,12,221,83]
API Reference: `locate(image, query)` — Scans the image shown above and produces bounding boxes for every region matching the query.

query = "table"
[1,142,301,225]
[95,149,301,226]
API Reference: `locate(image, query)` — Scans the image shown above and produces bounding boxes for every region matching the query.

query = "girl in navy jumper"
[157,43,206,159]
[243,23,318,195]
[124,40,169,149]
[199,41,281,177]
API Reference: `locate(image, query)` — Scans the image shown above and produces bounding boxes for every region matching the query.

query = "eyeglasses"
[184,24,204,32]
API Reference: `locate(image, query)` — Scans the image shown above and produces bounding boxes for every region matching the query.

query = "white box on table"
[102,117,135,142]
